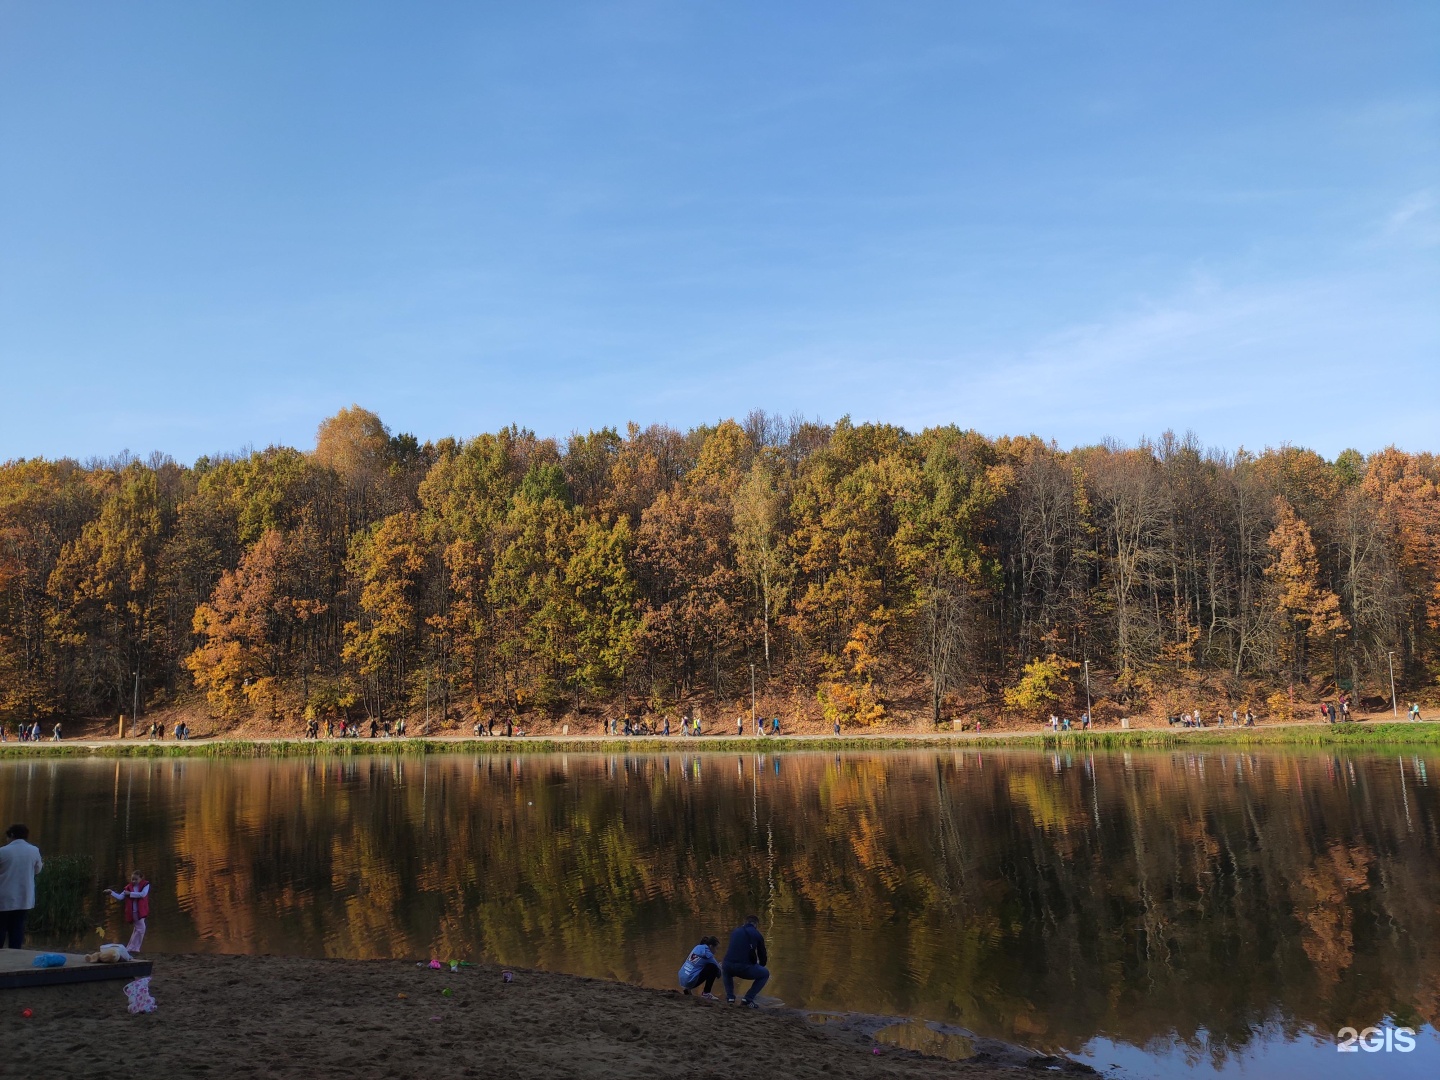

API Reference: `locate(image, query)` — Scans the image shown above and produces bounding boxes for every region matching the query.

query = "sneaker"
[700,992,718,1001]
[740,999,760,1009]
[726,998,737,1005]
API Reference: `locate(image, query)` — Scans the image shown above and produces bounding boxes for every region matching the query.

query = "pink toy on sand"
[124,977,157,1014]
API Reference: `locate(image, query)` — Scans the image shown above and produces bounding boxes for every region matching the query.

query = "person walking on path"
[0,824,43,949]
[1410,702,1422,722]
[106,871,151,954]
[678,935,722,998]
[721,914,770,1008]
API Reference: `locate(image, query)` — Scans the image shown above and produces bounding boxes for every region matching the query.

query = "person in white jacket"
[0,824,43,949]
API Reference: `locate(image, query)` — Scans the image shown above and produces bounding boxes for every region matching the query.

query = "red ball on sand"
[21,1008,33,1018]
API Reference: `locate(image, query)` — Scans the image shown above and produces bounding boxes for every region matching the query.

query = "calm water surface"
[2,748,1437,1077]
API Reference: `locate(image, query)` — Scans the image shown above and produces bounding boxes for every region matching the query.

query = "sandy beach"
[0,953,1091,1079]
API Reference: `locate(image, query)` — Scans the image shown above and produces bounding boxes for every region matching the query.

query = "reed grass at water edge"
[0,722,1436,758]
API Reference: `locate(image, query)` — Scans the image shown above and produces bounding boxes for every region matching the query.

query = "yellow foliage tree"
[732,458,786,675]
[817,616,888,727]
[187,529,327,716]
[343,512,429,718]
[1265,497,1348,678]
[1003,654,1079,715]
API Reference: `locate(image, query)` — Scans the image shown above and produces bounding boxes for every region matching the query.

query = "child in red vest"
[106,872,150,954]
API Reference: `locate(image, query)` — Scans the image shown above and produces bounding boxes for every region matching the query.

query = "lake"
[2,747,1436,1077]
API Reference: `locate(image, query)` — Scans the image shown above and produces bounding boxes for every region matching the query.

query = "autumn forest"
[1,407,1436,731]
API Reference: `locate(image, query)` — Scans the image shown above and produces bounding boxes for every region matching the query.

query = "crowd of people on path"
[304,710,797,739]
[1040,693,1438,731]
[1154,695,1435,727]
[611,715,666,736]
[1166,708,1257,728]
[1,695,1425,751]
[467,717,527,736]
[300,710,791,740]
[305,716,416,739]
[147,719,191,740]
[0,719,199,742]
[0,721,54,742]
[0,718,196,742]
[603,713,784,737]
[677,914,770,1008]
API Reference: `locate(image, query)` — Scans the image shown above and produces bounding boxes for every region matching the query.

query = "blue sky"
[1,1,1436,463]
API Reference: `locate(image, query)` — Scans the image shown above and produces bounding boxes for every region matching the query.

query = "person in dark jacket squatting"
[721,914,769,1007]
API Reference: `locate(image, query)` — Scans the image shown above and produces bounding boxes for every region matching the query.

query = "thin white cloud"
[1384,189,1439,245]
[909,269,1440,453]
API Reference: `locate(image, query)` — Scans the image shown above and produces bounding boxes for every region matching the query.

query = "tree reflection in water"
[2,749,1435,1060]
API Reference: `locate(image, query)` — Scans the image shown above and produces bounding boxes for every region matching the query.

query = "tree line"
[0,406,1435,727]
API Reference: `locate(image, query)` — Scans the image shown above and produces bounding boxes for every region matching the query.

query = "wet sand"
[0,953,1086,1078]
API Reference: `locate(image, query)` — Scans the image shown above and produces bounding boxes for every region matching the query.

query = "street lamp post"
[1387,651,1398,717]
[750,663,756,734]
[1083,660,1091,727]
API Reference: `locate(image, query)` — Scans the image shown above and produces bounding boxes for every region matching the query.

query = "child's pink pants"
[127,918,147,954]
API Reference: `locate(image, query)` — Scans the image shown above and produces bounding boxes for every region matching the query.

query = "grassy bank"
[1009,721,1440,750]
[0,721,1436,759]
